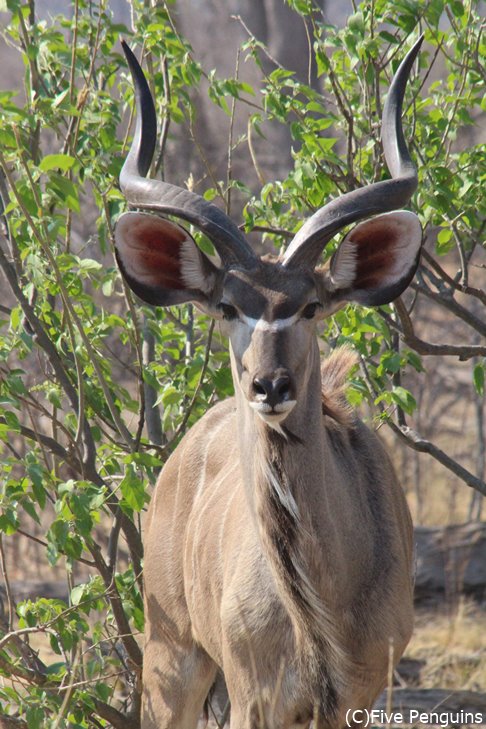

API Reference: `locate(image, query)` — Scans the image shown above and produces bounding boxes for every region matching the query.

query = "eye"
[301,302,321,320]
[220,302,238,321]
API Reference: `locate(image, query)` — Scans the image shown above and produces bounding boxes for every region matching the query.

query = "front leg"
[142,626,217,729]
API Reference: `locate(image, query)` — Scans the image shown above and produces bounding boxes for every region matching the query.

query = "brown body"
[114,38,424,729]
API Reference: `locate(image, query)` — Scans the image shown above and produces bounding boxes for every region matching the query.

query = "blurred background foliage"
[0,0,484,725]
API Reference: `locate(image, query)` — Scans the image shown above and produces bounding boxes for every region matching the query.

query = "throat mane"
[252,429,350,711]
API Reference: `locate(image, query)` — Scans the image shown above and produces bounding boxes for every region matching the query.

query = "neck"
[232,340,349,704]
[233,338,328,519]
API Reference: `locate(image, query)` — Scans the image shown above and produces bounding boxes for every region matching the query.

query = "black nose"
[252,375,292,408]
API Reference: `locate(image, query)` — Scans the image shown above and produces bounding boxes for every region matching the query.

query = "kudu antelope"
[115,37,423,729]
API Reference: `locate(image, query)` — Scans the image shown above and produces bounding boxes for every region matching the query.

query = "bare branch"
[93,701,140,729]
[359,351,485,496]
[88,542,143,671]
[387,420,486,497]
[393,299,486,360]
[412,279,486,338]
[141,316,164,447]
[0,416,81,469]
[0,714,28,729]
[421,248,486,306]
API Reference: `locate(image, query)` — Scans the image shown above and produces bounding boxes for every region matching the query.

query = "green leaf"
[22,500,41,525]
[49,174,80,212]
[78,258,103,273]
[39,154,76,172]
[9,305,22,331]
[95,682,111,702]
[347,11,365,35]
[405,350,425,373]
[379,30,399,44]
[436,227,454,253]
[391,386,417,415]
[473,362,485,396]
[0,507,19,535]
[27,461,46,508]
[211,366,234,397]
[120,464,146,512]
[377,351,402,375]
[26,707,44,729]
[450,0,465,17]
[70,583,86,606]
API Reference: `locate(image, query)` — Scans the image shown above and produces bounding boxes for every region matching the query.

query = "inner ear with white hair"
[320,210,422,308]
[115,211,219,308]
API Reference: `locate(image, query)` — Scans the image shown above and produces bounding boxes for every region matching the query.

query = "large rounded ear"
[114,212,219,307]
[326,210,422,307]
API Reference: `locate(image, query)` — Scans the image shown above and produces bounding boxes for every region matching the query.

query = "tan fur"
[320,348,357,425]
[141,307,414,729]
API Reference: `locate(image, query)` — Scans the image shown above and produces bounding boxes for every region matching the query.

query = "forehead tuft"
[223,260,315,319]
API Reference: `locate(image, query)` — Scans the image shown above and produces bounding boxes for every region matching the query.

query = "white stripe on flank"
[241,313,299,332]
[194,416,229,499]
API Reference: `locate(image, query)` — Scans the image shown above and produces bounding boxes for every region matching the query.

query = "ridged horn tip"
[120,41,157,181]
[118,41,257,268]
[382,34,424,180]
[282,35,423,269]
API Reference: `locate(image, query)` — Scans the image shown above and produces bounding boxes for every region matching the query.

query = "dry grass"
[405,601,486,692]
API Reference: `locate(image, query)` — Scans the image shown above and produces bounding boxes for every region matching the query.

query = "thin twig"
[226,48,241,218]
[154,54,171,176]
[231,14,285,71]
[247,117,266,187]
[167,319,216,448]
[0,535,14,631]
[243,224,293,239]
[0,626,60,653]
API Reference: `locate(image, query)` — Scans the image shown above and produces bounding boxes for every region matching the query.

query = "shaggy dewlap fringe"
[320,348,357,425]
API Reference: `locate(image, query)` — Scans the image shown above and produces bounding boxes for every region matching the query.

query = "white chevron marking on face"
[241,313,299,332]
